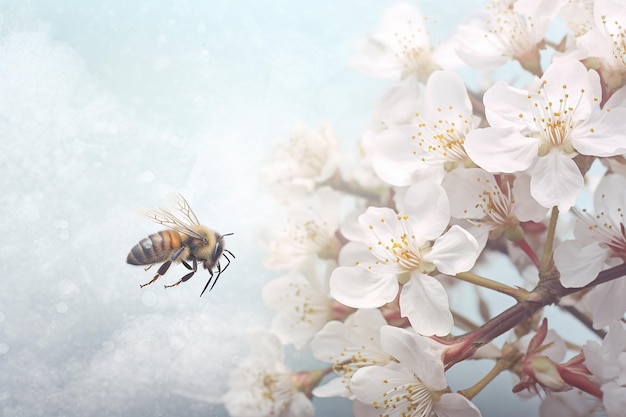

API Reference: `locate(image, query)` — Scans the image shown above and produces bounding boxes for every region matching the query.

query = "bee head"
[210,232,233,264]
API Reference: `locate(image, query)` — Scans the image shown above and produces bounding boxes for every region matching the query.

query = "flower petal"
[400,274,453,336]
[572,108,626,157]
[586,279,626,329]
[427,225,480,274]
[403,180,450,240]
[483,81,534,130]
[465,127,538,173]
[379,326,446,389]
[435,393,483,417]
[554,239,609,288]
[423,70,472,121]
[330,266,398,308]
[350,365,414,406]
[372,125,437,186]
[530,149,583,211]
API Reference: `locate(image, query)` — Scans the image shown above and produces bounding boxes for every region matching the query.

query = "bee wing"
[165,192,200,226]
[139,193,205,240]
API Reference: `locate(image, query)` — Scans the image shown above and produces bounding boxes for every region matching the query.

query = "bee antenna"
[222,232,234,237]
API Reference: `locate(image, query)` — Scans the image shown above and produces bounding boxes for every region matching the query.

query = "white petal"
[442,168,496,219]
[483,81,534,130]
[351,35,401,78]
[312,377,350,398]
[530,149,583,211]
[287,392,314,417]
[403,180,450,240]
[435,393,483,417]
[427,225,480,274]
[582,340,604,381]
[554,239,609,288]
[372,75,423,127]
[586,280,626,329]
[310,321,347,361]
[379,326,446,389]
[371,125,429,186]
[330,266,398,308]
[350,365,414,405]
[359,206,420,265]
[423,70,472,121]
[465,127,538,173]
[338,241,374,267]
[571,108,626,157]
[594,174,626,228]
[400,274,453,336]
[511,173,549,222]
[539,59,597,119]
[602,381,626,417]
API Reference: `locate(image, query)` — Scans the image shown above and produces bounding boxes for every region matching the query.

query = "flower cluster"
[223,1,626,416]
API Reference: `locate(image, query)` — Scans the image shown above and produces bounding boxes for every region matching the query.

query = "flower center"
[374,379,435,417]
[575,204,626,259]
[485,5,537,58]
[524,79,585,155]
[472,176,516,229]
[392,25,439,81]
[601,14,626,68]
[261,373,292,415]
[412,109,472,165]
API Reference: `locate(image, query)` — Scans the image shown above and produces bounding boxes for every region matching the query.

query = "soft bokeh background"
[0,1,581,416]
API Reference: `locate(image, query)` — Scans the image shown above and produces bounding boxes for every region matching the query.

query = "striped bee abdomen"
[126,230,183,265]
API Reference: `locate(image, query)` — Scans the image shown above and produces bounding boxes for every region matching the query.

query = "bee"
[127,192,234,296]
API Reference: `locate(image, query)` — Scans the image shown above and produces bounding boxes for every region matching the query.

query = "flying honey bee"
[127,192,234,296]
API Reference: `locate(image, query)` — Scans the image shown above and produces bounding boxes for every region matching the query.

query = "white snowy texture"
[0,3,380,416]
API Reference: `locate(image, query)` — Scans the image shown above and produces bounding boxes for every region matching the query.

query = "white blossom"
[372,70,478,186]
[465,59,626,211]
[351,2,457,82]
[310,309,392,398]
[554,174,626,327]
[583,321,626,417]
[330,180,480,336]
[263,187,341,271]
[261,124,341,202]
[455,0,566,73]
[350,326,482,417]
[222,330,314,417]
[575,0,626,91]
[262,260,337,350]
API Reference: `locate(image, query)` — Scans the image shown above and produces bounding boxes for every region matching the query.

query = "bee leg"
[144,264,154,272]
[140,260,171,288]
[208,262,224,292]
[164,259,197,289]
[199,269,215,297]
[207,251,233,292]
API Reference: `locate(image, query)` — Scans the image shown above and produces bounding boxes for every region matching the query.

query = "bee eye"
[212,241,223,262]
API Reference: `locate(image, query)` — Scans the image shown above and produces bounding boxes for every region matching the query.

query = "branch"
[446,262,626,367]
[455,272,529,301]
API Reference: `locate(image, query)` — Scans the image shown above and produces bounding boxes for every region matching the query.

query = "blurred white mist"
[0,1,540,417]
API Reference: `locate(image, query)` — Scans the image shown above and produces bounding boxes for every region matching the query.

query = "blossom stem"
[574,261,626,292]
[450,261,626,365]
[321,173,384,202]
[539,206,559,274]
[454,272,529,301]
[458,344,522,400]
[517,237,541,268]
